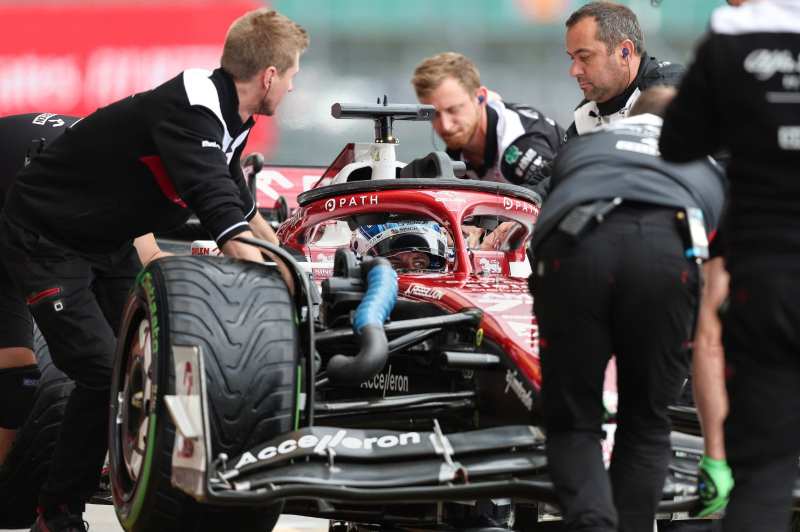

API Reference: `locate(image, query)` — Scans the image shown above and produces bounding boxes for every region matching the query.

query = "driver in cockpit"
[350,221,450,274]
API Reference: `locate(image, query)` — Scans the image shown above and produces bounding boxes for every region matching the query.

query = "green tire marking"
[295,364,302,430]
[119,411,158,528]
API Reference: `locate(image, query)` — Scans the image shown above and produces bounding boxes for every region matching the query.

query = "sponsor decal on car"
[312,267,334,278]
[432,190,467,205]
[324,194,379,212]
[502,197,536,213]
[191,240,221,256]
[479,257,502,275]
[504,369,533,411]
[233,429,423,469]
[359,364,409,396]
[404,283,444,300]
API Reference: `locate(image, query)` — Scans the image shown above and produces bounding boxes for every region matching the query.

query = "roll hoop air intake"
[326,257,398,385]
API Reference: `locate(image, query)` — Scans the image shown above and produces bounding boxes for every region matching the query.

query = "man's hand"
[220,230,266,262]
[480,221,517,251]
[692,455,734,517]
[221,230,296,294]
[462,225,484,249]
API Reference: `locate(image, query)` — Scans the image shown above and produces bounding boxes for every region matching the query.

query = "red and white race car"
[0,103,706,532]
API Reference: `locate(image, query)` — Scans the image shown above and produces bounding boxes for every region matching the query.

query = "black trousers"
[721,270,800,532]
[533,205,698,532]
[0,214,140,510]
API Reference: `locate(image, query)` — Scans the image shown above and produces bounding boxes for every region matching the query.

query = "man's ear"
[263,66,278,88]
[619,39,635,60]
[476,86,489,105]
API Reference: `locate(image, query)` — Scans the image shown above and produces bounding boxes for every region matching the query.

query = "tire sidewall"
[109,265,170,529]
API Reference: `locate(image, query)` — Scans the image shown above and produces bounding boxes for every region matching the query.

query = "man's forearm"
[133,233,172,266]
[692,257,730,460]
[249,211,279,245]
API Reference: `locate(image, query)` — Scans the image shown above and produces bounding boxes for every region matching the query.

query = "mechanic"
[0,9,308,532]
[411,52,564,196]
[659,0,800,529]
[564,2,684,139]
[675,3,748,520]
[351,221,450,274]
[0,113,168,467]
[530,87,726,532]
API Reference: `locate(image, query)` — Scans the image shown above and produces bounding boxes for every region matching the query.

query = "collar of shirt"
[596,53,653,117]
[212,67,255,138]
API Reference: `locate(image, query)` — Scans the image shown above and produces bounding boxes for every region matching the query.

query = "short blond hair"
[411,52,481,98]
[222,8,309,81]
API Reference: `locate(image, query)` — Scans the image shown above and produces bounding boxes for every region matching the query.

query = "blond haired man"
[0,9,307,531]
[412,52,563,195]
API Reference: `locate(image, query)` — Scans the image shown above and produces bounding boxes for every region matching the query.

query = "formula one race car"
[95,102,715,532]
[0,103,705,532]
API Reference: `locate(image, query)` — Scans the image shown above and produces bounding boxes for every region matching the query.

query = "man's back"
[534,114,726,249]
[5,69,255,254]
[660,0,800,270]
[0,113,79,209]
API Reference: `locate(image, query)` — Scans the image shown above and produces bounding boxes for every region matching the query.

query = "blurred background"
[0,0,726,169]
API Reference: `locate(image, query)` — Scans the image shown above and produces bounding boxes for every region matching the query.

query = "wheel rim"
[116,317,154,491]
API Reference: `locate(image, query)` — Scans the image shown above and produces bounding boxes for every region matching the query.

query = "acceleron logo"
[360,364,409,396]
[233,429,423,469]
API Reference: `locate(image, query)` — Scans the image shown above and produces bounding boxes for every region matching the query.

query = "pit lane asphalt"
[7,505,329,532]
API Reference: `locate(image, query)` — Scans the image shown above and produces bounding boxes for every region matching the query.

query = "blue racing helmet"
[351,221,449,272]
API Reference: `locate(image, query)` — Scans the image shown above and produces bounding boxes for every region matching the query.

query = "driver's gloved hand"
[691,455,734,518]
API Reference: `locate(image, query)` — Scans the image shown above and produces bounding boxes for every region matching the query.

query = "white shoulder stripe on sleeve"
[182,69,233,149]
[711,1,800,35]
[216,221,250,243]
[225,129,251,164]
[244,201,256,221]
[490,100,526,153]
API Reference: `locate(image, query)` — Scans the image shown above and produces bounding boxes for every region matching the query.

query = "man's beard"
[586,67,630,103]
[441,119,479,150]
[256,92,275,116]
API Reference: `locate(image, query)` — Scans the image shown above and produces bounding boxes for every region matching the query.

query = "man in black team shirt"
[564,2,684,139]
[660,1,800,530]
[0,113,169,468]
[0,9,308,531]
[412,52,564,195]
[412,52,564,246]
[531,87,726,532]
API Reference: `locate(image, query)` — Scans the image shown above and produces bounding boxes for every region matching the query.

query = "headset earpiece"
[478,95,485,104]
[622,48,630,59]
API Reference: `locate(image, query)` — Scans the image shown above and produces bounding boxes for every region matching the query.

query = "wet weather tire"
[109,256,298,532]
[0,327,74,528]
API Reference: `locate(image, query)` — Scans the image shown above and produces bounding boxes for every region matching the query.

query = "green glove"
[692,455,734,518]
